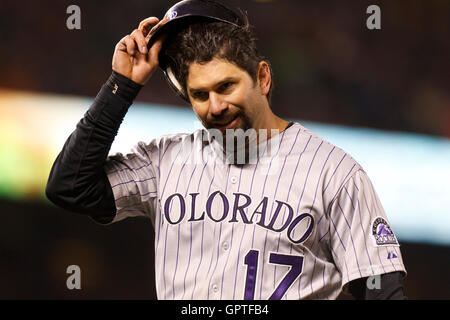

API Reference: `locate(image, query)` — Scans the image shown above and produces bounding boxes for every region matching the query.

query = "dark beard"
[222,113,257,165]
[204,111,258,165]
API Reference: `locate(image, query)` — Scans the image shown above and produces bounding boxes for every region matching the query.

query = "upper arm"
[328,169,407,290]
[104,141,160,224]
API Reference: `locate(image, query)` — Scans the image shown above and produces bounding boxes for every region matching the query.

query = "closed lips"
[215,115,239,129]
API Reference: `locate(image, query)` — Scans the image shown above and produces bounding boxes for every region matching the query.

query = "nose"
[209,92,228,118]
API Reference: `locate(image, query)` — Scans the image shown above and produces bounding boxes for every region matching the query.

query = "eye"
[191,91,209,101]
[217,82,234,94]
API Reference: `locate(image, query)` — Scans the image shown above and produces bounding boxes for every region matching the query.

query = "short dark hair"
[163,15,273,103]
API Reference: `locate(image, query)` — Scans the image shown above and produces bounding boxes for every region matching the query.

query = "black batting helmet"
[147,0,246,102]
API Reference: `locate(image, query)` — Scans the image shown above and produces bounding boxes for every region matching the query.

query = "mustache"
[206,112,241,128]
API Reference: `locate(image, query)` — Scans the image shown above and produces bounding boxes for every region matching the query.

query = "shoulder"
[289,122,361,169]
[141,128,208,153]
[152,128,209,153]
[107,129,205,164]
[290,122,363,201]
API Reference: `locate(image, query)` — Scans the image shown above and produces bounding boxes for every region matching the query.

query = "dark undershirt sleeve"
[45,71,142,224]
[348,271,407,300]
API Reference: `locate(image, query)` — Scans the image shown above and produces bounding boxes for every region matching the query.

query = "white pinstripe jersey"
[104,122,406,300]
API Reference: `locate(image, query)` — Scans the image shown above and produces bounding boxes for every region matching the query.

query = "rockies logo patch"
[371,217,399,246]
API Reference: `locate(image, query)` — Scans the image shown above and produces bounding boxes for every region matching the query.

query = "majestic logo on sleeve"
[371,217,399,246]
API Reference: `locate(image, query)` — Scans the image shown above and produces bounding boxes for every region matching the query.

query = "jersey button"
[230,176,238,184]
[212,284,219,293]
[222,241,229,251]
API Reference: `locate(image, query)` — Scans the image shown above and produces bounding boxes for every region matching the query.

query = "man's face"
[186,58,267,135]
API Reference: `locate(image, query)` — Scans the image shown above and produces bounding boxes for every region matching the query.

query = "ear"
[257,61,271,96]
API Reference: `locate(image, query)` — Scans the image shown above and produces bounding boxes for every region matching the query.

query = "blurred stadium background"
[0,0,449,299]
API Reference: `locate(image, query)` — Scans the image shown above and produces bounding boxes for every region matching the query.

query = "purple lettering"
[229,193,252,223]
[250,197,269,227]
[205,191,229,222]
[266,201,294,232]
[164,193,186,224]
[187,193,204,222]
[287,213,314,244]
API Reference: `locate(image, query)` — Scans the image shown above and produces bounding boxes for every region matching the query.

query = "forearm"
[45,71,142,223]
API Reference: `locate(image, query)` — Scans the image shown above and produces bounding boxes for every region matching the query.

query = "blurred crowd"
[0,0,449,137]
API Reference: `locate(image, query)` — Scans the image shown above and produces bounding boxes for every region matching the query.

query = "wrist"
[106,71,143,102]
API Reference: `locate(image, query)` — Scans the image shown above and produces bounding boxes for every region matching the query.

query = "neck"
[253,108,289,142]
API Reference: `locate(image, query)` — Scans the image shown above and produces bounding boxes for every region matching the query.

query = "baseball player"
[46,0,407,299]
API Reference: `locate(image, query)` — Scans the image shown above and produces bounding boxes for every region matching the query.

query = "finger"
[138,17,160,36]
[123,35,136,56]
[130,29,148,54]
[146,17,169,38]
[116,35,129,52]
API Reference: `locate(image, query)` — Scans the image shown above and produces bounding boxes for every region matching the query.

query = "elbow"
[45,157,84,212]
[45,153,70,208]
[45,173,73,210]
[45,168,117,223]
[45,169,58,201]
[45,181,57,205]
[45,160,82,212]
